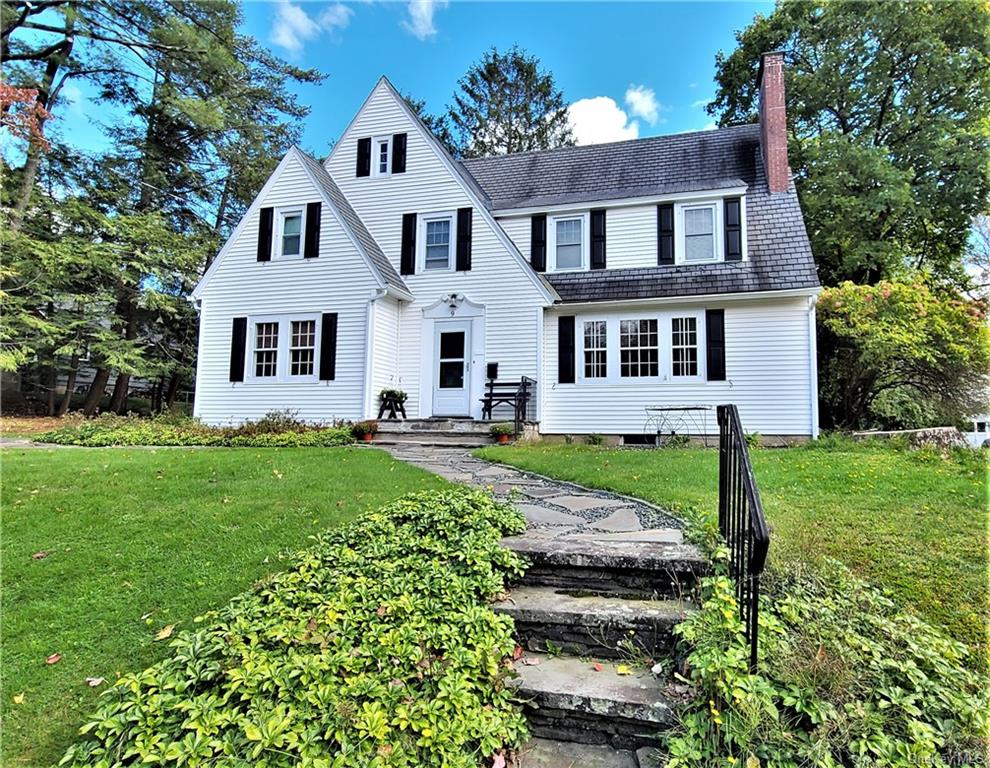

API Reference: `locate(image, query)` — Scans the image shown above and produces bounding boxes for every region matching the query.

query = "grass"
[476,441,989,665]
[1,445,446,767]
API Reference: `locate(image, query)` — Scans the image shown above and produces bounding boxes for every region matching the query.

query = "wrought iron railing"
[717,404,770,671]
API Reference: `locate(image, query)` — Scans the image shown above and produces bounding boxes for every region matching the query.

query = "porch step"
[371,431,493,447]
[516,738,660,767]
[376,418,494,435]
[494,586,690,660]
[512,653,677,750]
[502,533,706,599]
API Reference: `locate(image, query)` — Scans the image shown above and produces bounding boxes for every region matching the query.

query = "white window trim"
[675,200,722,265]
[246,313,321,384]
[417,211,457,273]
[274,206,306,261]
[577,317,609,383]
[565,311,708,386]
[372,135,392,178]
[548,212,590,273]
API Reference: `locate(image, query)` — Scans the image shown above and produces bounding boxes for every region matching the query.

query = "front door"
[432,321,471,416]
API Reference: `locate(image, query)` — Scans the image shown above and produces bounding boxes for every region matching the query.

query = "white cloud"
[403,0,448,40]
[58,80,85,116]
[271,0,352,53]
[624,84,665,126]
[567,97,639,146]
[691,98,711,109]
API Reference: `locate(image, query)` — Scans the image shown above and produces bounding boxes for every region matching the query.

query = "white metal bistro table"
[643,405,715,447]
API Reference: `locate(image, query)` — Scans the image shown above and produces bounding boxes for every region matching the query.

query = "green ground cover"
[475,441,988,661]
[1,446,445,766]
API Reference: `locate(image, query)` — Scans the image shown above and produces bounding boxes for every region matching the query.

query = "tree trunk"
[164,372,181,409]
[81,368,110,416]
[56,353,80,416]
[45,362,57,416]
[108,295,138,413]
[109,371,131,414]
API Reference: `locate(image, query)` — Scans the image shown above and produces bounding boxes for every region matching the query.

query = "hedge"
[60,489,529,767]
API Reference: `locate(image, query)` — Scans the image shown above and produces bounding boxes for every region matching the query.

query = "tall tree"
[709,0,990,286]
[448,45,573,158]
[403,93,457,157]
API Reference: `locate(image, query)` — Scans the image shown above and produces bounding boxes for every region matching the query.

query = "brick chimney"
[757,51,789,193]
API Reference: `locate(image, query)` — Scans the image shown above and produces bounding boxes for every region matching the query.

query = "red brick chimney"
[757,51,789,193]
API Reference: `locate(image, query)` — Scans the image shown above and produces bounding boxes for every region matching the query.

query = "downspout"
[187,295,203,420]
[363,288,388,418]
[808,295,820,439]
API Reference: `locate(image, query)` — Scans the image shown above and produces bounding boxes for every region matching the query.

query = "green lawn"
[476,442,989,664]
[1,446,446,767]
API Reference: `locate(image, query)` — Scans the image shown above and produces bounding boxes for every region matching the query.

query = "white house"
[191,52,821,440]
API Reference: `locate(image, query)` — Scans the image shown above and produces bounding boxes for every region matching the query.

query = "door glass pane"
[439,361,464,388]
[439,331,465,360]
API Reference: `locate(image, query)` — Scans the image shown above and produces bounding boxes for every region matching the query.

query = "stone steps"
[512,653,678,750]
[495,585,690,660]
[516,737,663,767]
[503,533,706,599]
[371,432,494,448]
[376,418,493,434]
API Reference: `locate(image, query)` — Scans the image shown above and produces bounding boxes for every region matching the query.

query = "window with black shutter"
[590,209,606,270]
[356,137,371,177]
[531,215,547,272]
[229,317,247,382]
[391,133,407,174]
[724,197,742,261]
[400,213,417,275]
[558,316,575,383]
[304,202,321,258]
[455,207,472,271]
[706,309,726,381]
[257,207,273,262]
[319,313,338,381]
[657,203,674,265]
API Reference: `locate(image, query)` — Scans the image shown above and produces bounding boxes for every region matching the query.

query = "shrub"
[585,433,605,446]
[351,420,378,438]
[36,413,353,448]
[61,490,529,768]
[662,562,989,767]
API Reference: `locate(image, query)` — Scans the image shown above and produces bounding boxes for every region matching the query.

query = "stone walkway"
[379,444,685,545]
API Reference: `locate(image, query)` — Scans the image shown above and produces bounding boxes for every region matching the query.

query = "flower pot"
[361,432,374,442]
[496,434,511,444]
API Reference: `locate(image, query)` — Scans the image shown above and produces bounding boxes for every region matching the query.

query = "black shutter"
[356,137,371,177]
[400,213,416,275]
[257,207,273,262]
[658,203,674,265]
[706,309,726,381]
[319,313,338,381]
[391,133,407,174]
[456,207,472,271]
[591,209,607,270]
[531,215,547,272]
[558,316,575,384]
[229,317,247,382]
[724,197,742,261]
[304,201,321,258]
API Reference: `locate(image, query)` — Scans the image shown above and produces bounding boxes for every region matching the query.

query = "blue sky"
[240,0,772,157]
[45,1,772,160]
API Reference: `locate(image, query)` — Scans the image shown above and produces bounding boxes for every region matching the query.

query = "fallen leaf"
[155,624,174,640]
[86,677,105,687]
[616,664,632,676]
[512,645,524,661]
[32,551,49,560]
[492,754,506,768]
[592,662,604,672]
[520,656,540,666]
[46,653,61,665]
[13,693,25,705]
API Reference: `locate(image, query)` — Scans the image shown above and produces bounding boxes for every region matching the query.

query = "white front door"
[432,320,472,416]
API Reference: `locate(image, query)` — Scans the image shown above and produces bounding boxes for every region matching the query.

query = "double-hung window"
[422,214,453,271]
[619,319,659,378]
[279,210,303,258]
[682,203,717,263]
[583,320,607,379]
[290,320,316,376]
[553,216,585,271]
[373,137,391,177]
[254,322,279,378]
[671,317,699,377]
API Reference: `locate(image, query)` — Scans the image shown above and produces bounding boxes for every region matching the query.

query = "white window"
[682,204,716,262]
[276,209,304,259]
[373,137,391,177]
[583,320,607,379]
[619,319,659,378]
[254,322,279,378]
[671,316,699,377]
[290,320,316,376]
[418,213,455,271]
[548,213,588,271]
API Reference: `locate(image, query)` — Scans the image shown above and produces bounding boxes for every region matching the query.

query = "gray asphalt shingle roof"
[295,148,409,296]
[459,125,819,302]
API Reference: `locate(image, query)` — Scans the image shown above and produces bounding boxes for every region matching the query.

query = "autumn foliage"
[0,84,51,149]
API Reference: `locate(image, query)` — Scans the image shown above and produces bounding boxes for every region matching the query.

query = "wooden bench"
[480,377,535,433]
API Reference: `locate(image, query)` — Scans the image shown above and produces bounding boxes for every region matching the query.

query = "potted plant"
[352,420,378,442]
[378,389,407,419]
[489,422,515,444]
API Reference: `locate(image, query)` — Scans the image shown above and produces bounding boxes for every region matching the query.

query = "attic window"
[279,211,303,258]
[374,137,391,177]
[683,204,716,262]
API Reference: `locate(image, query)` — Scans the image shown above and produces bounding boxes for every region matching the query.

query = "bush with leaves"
[36,412,353,448]
[61,489,528,767]
[662,563,989,767]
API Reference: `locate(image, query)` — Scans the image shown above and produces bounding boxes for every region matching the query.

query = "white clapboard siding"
[371,297,401,396]
[194,154,380,425]
[325,81,549,416]
[541,296,816,436]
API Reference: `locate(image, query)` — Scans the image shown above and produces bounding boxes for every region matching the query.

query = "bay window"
[671,316,699,377]
[583,320,607,379]
[620,319,659,378]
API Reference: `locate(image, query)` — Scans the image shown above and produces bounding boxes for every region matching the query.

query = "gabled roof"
[293,148,409,297]
[460,124,760,211]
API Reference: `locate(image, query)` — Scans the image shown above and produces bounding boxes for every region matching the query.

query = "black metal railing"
[717,404,770,671]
